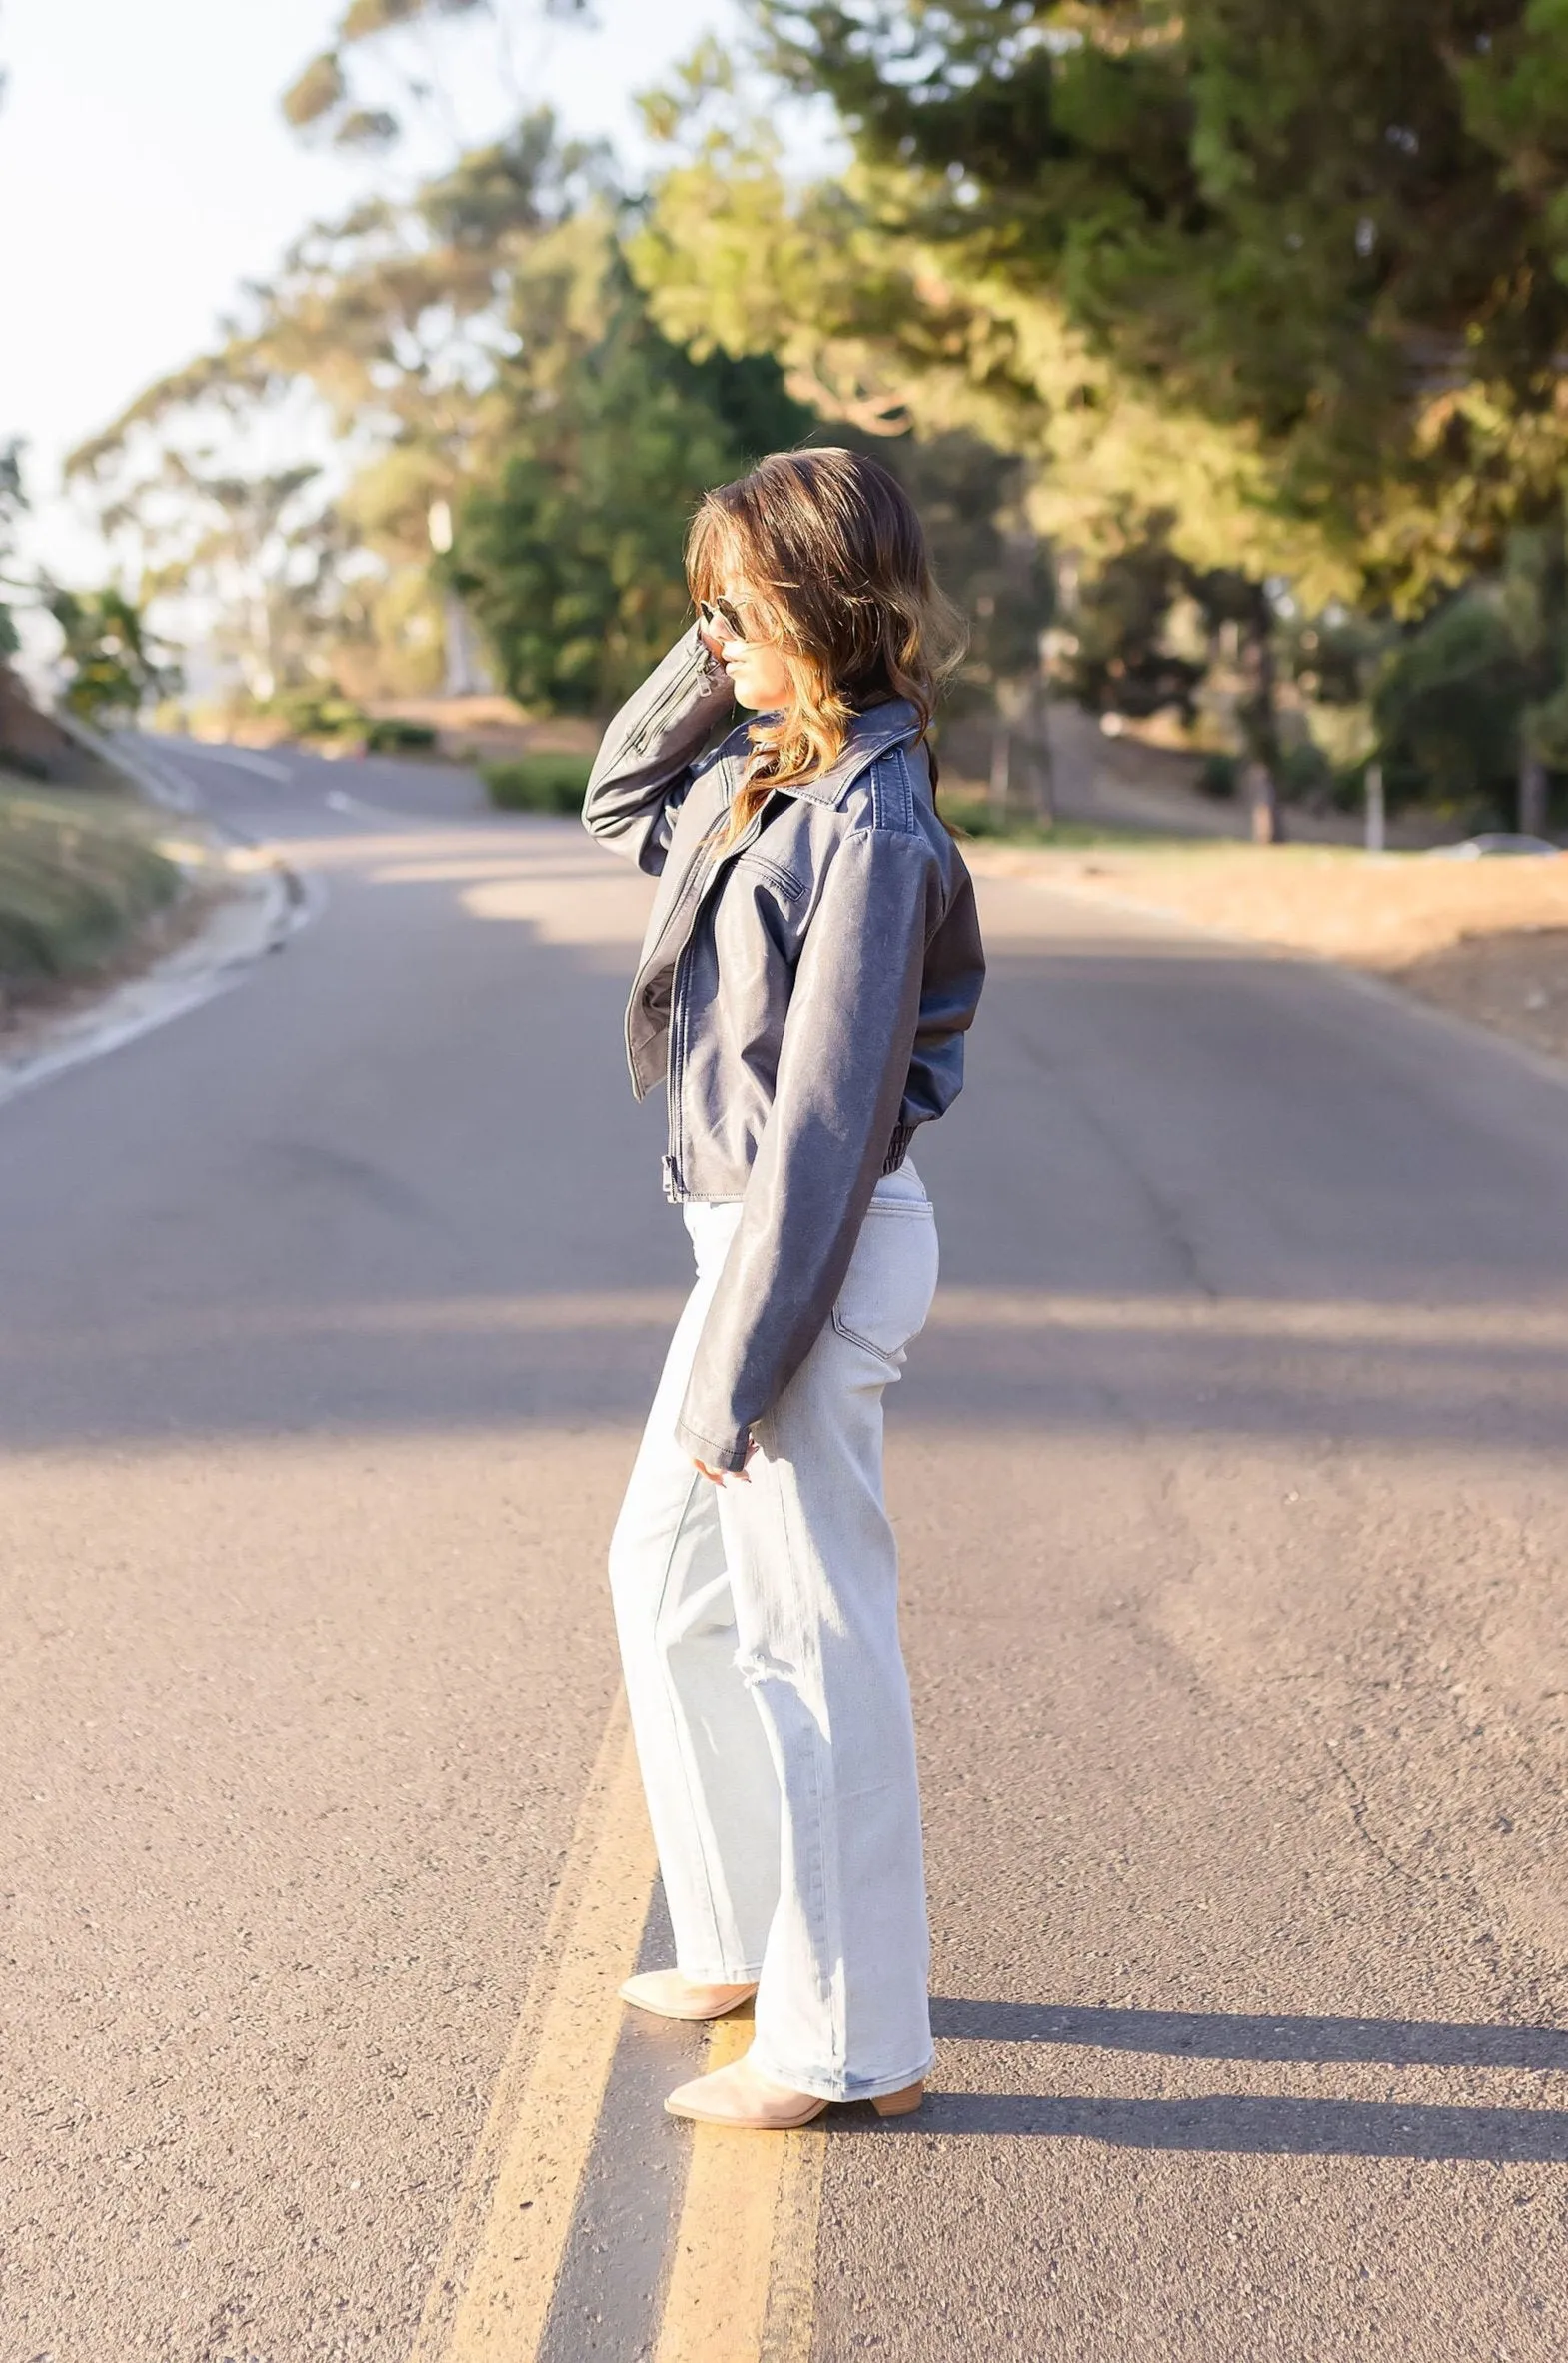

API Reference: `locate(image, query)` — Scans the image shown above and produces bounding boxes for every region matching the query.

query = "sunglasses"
[699,597,748,645]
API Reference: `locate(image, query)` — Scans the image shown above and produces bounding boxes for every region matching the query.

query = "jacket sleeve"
[893,862,985,1144]
[582,624,736,875]
[674,826,942,1471]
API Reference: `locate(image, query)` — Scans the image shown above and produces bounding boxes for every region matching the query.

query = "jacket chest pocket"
[732,849,806,905]
[830,1201,940,1368]
[712,852,809,970]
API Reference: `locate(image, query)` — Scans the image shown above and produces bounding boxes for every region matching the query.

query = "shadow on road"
[826,1999,1568,2161]
[877,2088,1568,2162]
[930,1996,1568,2070]
[4,847,1568,1451]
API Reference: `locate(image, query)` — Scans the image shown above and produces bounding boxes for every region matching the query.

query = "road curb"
[0,711,316,1112]
[0,842,311,1114]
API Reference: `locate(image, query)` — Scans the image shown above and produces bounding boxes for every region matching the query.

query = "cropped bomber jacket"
[582,625,986,1470]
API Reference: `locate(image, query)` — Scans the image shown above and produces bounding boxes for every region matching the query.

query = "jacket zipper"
[661,805,771,1197]
[623,644,710,760]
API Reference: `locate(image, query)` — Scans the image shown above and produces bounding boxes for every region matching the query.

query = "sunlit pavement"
[4,741,1567,2360]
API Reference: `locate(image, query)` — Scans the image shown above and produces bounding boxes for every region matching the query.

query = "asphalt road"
[4,739,1568,2362]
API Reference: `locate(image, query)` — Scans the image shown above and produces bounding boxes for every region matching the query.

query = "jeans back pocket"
[830,1203,939,1367]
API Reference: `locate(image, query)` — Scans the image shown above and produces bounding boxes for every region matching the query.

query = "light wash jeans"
[609,1162,939,2103]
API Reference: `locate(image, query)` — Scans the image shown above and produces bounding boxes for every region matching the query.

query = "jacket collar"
[780,699,922,807]
[719,700,922,810]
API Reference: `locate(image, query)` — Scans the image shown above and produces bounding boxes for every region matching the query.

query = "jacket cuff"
[673,1412,752,1473]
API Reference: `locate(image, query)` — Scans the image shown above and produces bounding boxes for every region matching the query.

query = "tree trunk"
[1030,685,1057,827]
[1519,746,1549,838]
[1237,598,1284,845]
[1364,760,1385,855]
[988,711,1012,829]
[1243,759,1283,844]
[991,675,1053,829]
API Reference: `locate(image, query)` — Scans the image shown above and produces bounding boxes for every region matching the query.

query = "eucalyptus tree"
[68,111,810,716]
[281,0,591,153]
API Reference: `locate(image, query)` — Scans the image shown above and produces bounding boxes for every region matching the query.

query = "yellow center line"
[407,1694,657,2363]
[654,2017,826,2363]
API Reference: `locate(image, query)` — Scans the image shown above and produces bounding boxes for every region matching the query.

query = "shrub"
[270,690,369,742]
[364,718,438,754]
[482,752,593,814]
[1276,739,1335,803]
[1374,591,1525,819]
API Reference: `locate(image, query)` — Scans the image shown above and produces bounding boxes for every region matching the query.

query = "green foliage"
[1374,590,1527,815]
[453,240,812,713]
[1196,751,1241,800]
[266,688,370,741]
[870,430,1052,702]
[48,588,179,723]
[937,797,1165,848]
[0,438,24,662]
[364,716,437,752]
[258,694,436,751]
[71,84,1035,732]
[1051,520,1203,720]
[645,6,1568,613]
[282,0,586,151]
[281,51,349,133]
[68,116,623,706]
[481,750,593,811]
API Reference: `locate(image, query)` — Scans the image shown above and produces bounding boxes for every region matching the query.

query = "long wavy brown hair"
[686,448,964,846]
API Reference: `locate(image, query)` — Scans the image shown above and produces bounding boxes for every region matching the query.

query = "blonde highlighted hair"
[685,447,964,844]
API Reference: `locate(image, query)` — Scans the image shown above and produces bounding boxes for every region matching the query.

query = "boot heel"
[870,2081,924,2119]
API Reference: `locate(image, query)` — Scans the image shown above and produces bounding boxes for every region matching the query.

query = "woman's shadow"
[847,1999,1568,2161]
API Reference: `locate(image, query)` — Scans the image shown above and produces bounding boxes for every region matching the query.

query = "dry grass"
[969,840,1568,1065]
[0,783,203,1033]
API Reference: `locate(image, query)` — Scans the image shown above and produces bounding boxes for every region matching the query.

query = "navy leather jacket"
[584,625,985,1469]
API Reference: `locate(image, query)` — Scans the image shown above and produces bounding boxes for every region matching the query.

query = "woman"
[582,447,985,2129]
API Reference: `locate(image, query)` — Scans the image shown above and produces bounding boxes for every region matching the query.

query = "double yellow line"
[408,1696,824,2362]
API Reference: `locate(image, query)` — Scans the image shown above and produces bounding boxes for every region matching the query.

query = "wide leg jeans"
[608,1164,939,2104]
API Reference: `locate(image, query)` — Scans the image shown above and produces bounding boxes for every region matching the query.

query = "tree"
[67,115,607,703]
[629,11,1568,829]
[67,108,819,718]
[452,235,811,712]
[281,0,589,153]
[0,440,24,661]
[48,588,180,723]
[751,1,1568,610]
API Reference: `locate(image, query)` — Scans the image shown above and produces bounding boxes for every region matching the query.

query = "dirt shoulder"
[967,839,1568,1066]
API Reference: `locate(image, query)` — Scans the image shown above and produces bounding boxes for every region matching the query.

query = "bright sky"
[0,0,739,593]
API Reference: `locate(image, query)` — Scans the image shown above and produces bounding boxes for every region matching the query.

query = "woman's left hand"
[692,1437,758,1485]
